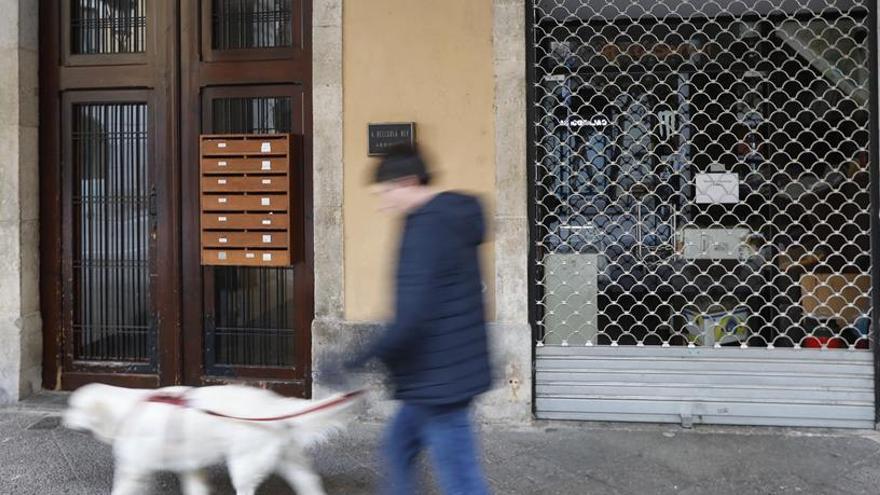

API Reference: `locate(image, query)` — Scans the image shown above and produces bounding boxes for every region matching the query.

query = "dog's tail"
[281,390,365,446]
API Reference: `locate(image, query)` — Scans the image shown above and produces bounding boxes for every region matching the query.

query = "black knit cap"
[372,144,432,185]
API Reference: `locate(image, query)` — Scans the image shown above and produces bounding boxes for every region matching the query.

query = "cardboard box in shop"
[800,273,870,324]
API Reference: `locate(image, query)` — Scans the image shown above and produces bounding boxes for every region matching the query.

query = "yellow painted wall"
[343,0,496,321]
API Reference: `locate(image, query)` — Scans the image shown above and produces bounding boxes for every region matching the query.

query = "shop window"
[532,7,872,349]
[71,0,147,55]
[71,102,152,363]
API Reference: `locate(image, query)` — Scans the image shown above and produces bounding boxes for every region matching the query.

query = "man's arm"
[347,215,441,369]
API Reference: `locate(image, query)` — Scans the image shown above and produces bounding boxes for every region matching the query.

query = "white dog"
[63,383,361,495]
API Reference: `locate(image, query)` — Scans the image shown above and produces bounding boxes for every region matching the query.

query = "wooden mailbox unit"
[200,134,293,266]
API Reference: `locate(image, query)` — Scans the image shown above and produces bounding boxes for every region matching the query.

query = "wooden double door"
[40,0,313,396]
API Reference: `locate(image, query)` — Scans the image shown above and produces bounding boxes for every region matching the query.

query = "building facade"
[0,0,877,428]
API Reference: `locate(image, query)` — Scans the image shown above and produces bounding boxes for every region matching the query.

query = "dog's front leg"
[228,449,278,495]
[111,465,150,495]
[180,469,210,495]
[277,448,327,495]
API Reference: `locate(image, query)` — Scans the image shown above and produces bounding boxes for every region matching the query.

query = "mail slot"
[201,157,288,174]
[201,249,291,267]
[201,176,288,193]
[201,137,290,156]
[201,231,289,248]
[201,213,289,230]
[201,194,288,212]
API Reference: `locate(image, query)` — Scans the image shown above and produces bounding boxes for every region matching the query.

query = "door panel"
[43,1,178,390]
[180,1,313,395]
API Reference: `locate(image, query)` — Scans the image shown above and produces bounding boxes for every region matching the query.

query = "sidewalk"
[2,395,880,494]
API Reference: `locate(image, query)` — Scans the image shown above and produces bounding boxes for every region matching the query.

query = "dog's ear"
[86,399,120,442]
[67,385,122,443]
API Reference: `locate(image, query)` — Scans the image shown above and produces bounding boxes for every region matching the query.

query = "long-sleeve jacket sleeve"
[347,214,441,369]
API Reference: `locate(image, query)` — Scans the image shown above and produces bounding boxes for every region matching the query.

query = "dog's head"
[62,383,127,444]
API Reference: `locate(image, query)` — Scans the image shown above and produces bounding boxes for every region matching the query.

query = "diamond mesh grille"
[530,1,874,350]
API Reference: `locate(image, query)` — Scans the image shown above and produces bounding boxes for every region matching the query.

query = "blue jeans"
[383,401,490,495]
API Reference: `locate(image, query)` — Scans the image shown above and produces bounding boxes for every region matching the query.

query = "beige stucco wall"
[342,0,496,321]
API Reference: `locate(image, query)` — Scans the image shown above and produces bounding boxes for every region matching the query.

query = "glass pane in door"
[72,102,153,364]
[212,0,293,50]
[208,95,296,368]
[71,0,147,55]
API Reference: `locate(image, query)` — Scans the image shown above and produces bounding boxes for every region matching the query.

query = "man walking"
[344,144,493,495]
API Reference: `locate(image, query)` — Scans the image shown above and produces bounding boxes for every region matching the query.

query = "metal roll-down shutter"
[529,0,876,428]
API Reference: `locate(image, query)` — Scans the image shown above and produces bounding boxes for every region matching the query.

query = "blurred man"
[345,145,493,495]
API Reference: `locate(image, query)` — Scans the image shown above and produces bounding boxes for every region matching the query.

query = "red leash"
[144,389,365,423]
